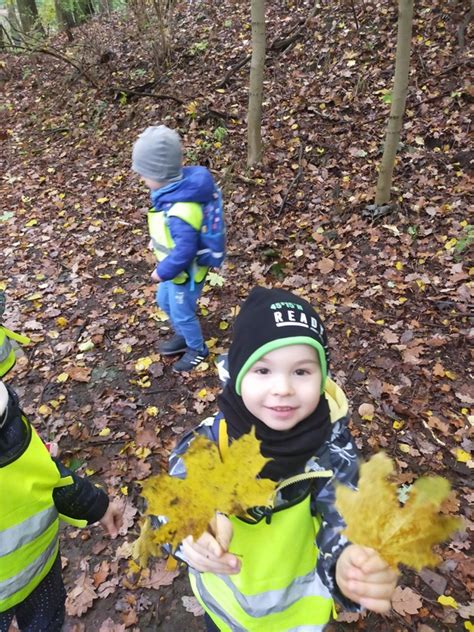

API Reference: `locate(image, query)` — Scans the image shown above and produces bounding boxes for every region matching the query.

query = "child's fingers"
[197,531,225,557]
[214,513,233,551]
[357,596,392,614]
[182,537,239,574]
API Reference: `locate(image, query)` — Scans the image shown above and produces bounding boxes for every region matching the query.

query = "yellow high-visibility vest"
[0,416,86,612]
[147,202,208,284]
[0,327,30,377]
[189,379,349,631]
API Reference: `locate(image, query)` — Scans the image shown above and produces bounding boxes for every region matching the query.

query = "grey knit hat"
[132,125,183,183]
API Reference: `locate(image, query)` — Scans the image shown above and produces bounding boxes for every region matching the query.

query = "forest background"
[0,0,472,630]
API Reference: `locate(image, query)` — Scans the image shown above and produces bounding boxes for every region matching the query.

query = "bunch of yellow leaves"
[134,429,275,566]
[335,452,461,571]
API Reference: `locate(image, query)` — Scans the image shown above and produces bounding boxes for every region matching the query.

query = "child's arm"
[155,217,200,281]
[335,545,398,613]
[52,459,122,537]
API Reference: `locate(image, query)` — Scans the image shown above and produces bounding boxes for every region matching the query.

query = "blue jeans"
[156,279,206,351]
[0,554,65,632]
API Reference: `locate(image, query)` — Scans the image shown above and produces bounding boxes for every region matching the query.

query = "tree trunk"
[74,0,95,24]
[247,0,265,167]
[374,0,414,206]
[6,3,22,45]
[54,0,76,33]
[16,0,44,35]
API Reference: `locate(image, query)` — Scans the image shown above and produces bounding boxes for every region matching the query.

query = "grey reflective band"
[0,337,12,362]
[218,567,331,618]
[0,534,58,600]
[197,249,224,258]
[151,238,171,255]
[0,507,58,558]
[190,570,244,631]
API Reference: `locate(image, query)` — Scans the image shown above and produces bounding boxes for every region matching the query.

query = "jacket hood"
[151,166,216,206]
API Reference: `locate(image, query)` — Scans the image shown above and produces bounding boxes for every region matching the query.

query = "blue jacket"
[150,166,216,281]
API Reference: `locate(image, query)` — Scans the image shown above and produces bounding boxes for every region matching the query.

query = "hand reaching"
[99,501,123,539]
[182,513,241,575]
[336,545,398,613]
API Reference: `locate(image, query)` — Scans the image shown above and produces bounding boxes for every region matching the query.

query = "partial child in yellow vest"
[0,379,122,632]
[166,286,398,631]
[132,125,218,372]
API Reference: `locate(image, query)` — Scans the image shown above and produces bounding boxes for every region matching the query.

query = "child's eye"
[295,368,311,376]
[255,367,270,375]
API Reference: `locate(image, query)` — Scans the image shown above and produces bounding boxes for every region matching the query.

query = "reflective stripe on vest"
[0,535,58,604]
[147,202,208,284]
[0,327,30,377]
[0,417,83,612]
[189,494,334,631]
[0,506,57,557]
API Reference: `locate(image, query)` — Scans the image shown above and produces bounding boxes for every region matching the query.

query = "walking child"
[167,286,398,631]
[0,379,122,632]
[132,125,220,372]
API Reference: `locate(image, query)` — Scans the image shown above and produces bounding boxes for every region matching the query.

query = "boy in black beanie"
[165,286,398,631]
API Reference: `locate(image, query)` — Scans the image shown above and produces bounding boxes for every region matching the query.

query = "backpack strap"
[217,417,229,462]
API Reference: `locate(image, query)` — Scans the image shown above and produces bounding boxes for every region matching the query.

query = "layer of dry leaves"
[1,0,471,629]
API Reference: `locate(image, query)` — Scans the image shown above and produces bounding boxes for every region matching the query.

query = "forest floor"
[1,0,472,630]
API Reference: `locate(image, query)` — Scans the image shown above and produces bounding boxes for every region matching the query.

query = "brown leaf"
[65,573,98,617]
[317,257,335,274]
[181,595,204,617]
[93,560,110,587]
[138,560,179,589]
[98,618,126,632]
[68,366,92,382]
[392,586,423,615]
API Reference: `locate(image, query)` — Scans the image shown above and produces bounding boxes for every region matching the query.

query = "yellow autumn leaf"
[56,372,69,383]
[97,197,109,204]
[38,404,52,416]
[219,321,229,330]
[99,427,111,437]
[146,406,158,417]
[56,316,68,327]
[135,356,153,373]
[335,453,460,571]
[98,274,111,279]
[25,219,38,227]
[134,429,276,564]
[121,485,129,496]
[455,449,470,463]
[115,268,125,276]
[437,595,458,608]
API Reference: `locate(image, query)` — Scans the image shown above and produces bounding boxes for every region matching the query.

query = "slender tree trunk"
[247,0,265,166]
[374,0,414,206]
[7,3,22,45]
[16,0,44,35]
[55,0,76,33]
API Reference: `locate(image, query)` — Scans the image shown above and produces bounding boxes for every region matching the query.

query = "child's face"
[142,176,164,191]
[240,344,322,432]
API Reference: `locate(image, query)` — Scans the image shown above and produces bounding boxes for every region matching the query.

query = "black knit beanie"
[229,286,330,395]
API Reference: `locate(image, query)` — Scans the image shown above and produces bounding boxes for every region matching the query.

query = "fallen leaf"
[65,573,97,616]
[335,453,461,570]
[317,257,335,274]
[392,586,423,615]
[181,595,205,616]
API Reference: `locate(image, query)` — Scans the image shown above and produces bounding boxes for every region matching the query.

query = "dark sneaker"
[173,347,209,372]
[158,335,187,356]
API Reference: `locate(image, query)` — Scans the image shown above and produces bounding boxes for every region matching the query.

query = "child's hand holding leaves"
[335,453,461,571]
[182,512,241,575]
[336,545,398,612]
